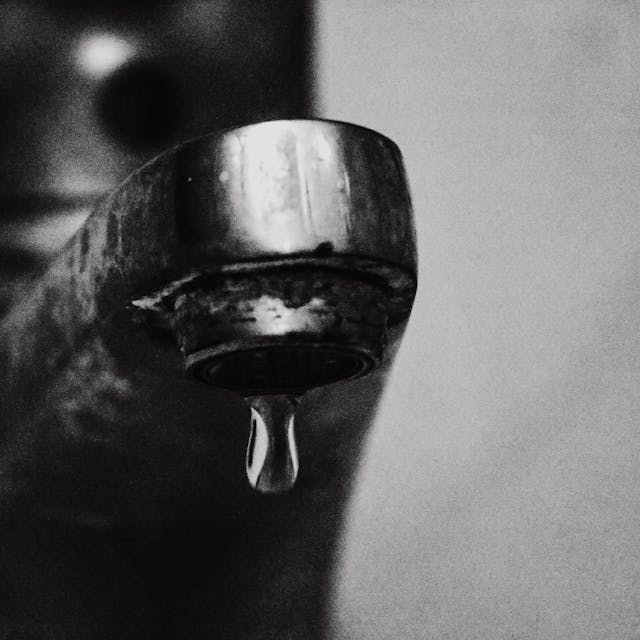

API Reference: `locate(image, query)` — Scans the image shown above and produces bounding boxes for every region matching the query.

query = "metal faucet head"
[129,119,417,492]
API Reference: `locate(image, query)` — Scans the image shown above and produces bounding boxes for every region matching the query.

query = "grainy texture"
[321,3,640,639]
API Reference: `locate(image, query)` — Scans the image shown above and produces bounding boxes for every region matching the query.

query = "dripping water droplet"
[245,394,299,494]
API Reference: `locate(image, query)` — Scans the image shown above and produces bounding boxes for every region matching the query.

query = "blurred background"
[3,1,640,639]
[0,0,310,313]
[319,2,640,639]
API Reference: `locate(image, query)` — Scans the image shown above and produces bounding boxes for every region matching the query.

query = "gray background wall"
[318,2,640,638]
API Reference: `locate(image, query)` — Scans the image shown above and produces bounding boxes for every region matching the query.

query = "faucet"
[1,118,416,491]
[0,6,416,639]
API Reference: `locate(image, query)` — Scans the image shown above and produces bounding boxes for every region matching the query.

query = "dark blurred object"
[0,0,312,314]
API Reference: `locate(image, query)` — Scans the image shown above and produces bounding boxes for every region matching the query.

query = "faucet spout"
[0,118,416,502]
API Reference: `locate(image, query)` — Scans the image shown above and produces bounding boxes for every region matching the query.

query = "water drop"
[245,394,299,494]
